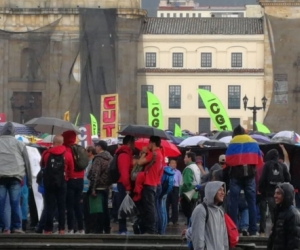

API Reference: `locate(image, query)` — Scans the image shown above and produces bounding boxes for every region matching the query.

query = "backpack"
[267,161,284,186]
[70,144,89,172]
[188,203,238,250]
[161,167,175,197]
[43,153,65,189]
[108,151,124,183]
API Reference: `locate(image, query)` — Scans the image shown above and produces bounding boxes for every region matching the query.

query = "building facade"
[137,18,265,133]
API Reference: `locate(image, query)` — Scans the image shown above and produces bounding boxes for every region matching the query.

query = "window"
[141,85,154,108]
[145,53,156,68]
[228,85,241,109]
[230,118,241,129]
[186,13,189,18]
[231,53,242,67]
[172,53,183,67]
[193,13,196,17]
[198,85,211,108]
[201,53,212,68]
[198,13,201,17]
[173,13,177,17]
[169,85,181,109]
[180,13,183,17]
[160,13,164,17]
[167,13,170,17]
[198,118,211,133]
[169,118,181,132]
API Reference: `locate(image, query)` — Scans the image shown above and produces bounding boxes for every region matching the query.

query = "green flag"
[74,113,80,126]
[147,92,163,130]
[90,114,98,136]
[174,123,182,137]
[197,89,232,131]
[255,122,270,134]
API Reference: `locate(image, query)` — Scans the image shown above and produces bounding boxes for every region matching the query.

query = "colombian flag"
[226,134,263,167]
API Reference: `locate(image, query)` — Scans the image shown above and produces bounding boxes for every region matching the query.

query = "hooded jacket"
[116,145,133,191]
[0,122,32,186]
[62,130,84,179]
[268,183,300,250]
[259,149,291,197]
[191,181,229,250]
[88,151,112,191]
[41,145,74,181]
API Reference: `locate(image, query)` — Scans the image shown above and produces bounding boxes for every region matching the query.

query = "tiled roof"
[142,18,264,35]
[138,68,264,73]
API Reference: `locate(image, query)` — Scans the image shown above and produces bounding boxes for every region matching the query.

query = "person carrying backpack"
[62,130,88,234]
[41,135,74,234]
[259,149,291,233]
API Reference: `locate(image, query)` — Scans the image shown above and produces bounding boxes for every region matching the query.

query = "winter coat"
[0,122,32,186]
[259,149,291,197]
[88,151,112,191]
[180,162,201,200]
[191,181,229,250]
[268,183,300,250]
[116,145,133,191]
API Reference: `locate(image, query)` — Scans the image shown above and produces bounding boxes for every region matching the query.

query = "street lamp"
[243,95,267,131]
[10,95,35,124]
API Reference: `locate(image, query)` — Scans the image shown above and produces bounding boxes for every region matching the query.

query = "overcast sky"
[142,0,258,17]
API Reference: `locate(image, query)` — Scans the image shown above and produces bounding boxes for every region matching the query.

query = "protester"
[116,135,135,235]
[166,159,181,226]
[0,122,32,234]
[42,135,73,234]
[189,181,229,250]
[180,152,201,225]
[88,140,112,234]
[259,149,291,235]
[83,146,96,234]
[226,125,263,236]
[267,183,300,250]
[138,136,163,234]
[195,156,207,176]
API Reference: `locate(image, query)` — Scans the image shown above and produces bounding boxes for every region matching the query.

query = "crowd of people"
[0,121,300,249]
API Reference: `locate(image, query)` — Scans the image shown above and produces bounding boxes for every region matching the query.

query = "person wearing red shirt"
[62,130,84,234]
[115,135,135,234]
[138,136,163,234]
[41,135,74,234]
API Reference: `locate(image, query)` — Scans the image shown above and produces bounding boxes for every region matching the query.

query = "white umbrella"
[219,136,232,144]
[15,135,30,143]
[272,131,300,140]
[178,136,210,147]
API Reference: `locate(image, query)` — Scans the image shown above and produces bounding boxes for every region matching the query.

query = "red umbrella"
[135,138,181,157]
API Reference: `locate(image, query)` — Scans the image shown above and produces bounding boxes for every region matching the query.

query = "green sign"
[147,92,163,130]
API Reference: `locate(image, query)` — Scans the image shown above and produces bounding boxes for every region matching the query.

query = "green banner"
[147,92,163,130]
[74,113,80,126]
[255,122,270,134]
[90,114,98,136]
[198,89,232,131]
[174,123,182,137]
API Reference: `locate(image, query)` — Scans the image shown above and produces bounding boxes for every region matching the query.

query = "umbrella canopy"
[25,117,80,135]
[15,135,30,143]
[0,122,36,135]
[168,135,184,145]
[118,125,169,140]
[41,135,55,143]
[272,131,300,142]
[135,138,181,157]
[178,136,210,147]
[198,140,228,148]
[250,134,271,144]
[211,130,233,140]
[101,137,119,146]
[219,136,232,144]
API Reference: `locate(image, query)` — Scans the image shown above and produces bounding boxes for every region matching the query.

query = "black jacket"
[259,149,291,197]
[268,183,300,250]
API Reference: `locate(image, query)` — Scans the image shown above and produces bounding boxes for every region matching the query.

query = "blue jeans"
[155,185,162,234]
[229,177,257,235]
[116,183,127,233]
[0,179,22,230]
[238,195,249,231]
[160,194,168,235]
[20,182,29,221]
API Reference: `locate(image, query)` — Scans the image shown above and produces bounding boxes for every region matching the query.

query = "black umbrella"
[118,125,169,140]
[198,140,228,148]
[211,131,233,140]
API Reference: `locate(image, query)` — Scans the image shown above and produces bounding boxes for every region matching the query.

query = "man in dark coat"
[268,183,300,250]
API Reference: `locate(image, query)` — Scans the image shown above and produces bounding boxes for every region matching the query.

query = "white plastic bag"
[118,194,138,219]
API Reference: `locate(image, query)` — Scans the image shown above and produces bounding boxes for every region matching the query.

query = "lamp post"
[10,95,35,124]
[243,95,267,131]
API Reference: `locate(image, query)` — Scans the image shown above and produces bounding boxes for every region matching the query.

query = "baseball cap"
[219,155,226,163]
[95,140,108,151]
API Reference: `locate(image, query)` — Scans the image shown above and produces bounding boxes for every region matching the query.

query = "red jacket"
[133,172,145,202]
[41,145,74,181]
[116,145,133,191]
[144,148,163,187]
[62,130,84,179]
